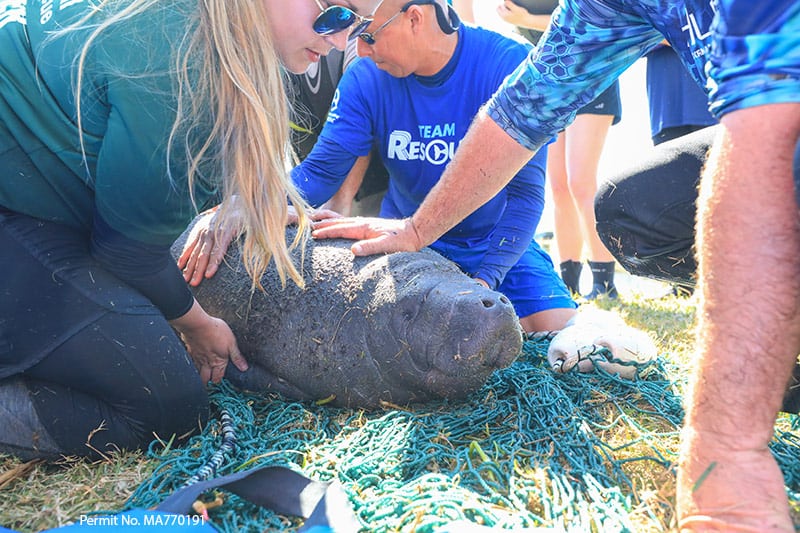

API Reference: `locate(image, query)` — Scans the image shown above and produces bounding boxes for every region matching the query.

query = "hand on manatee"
[287,204,342,226]
[178,203,242,287]
[677,428,793,532]
[170,300,248,384]
[311,216,424,256]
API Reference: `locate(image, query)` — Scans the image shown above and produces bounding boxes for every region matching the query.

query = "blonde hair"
[60,0,309,289]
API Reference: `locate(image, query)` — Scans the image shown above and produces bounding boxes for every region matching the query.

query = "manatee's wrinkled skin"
[171,217,524,408]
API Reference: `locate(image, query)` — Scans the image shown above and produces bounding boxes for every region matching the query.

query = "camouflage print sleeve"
[708,0,800,117]
[486,0,664,151]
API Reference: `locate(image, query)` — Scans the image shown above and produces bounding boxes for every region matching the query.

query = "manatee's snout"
[390,280,522,400]
[444,285,522,369]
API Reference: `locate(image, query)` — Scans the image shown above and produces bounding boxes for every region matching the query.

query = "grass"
[0,291,794,532]
[0,452,155,531]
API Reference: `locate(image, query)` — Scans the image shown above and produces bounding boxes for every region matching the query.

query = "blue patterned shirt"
[488,0,800,151]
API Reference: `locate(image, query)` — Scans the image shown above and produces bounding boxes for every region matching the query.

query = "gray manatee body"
[172,216,524,408]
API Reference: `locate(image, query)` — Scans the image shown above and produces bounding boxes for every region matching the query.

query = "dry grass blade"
[0,460,42,491]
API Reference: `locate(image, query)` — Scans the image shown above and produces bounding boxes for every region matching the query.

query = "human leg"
[595,126,717,287]
[563,113,617,298]
[0,210,208,459]
[22,311,208,458]
[547,132,584,294]
[495,241,577,333]
[0,378,61,460]
[558,259,583,297]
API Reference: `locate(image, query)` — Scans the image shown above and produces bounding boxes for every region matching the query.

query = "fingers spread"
[312,220,369,240]
[351,235,393,256]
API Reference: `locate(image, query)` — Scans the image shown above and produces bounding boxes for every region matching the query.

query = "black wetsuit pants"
[0,208,208,458]
[595,125,800,288]
[595,126,800,412]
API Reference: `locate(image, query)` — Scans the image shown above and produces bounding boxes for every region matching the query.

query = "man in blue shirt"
[293,0,577,333]
[313,0,800,528]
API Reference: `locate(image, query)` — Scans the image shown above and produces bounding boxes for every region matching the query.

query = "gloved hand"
[546,309,658,379]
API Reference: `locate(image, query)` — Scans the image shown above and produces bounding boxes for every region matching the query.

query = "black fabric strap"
[156,466,360,532]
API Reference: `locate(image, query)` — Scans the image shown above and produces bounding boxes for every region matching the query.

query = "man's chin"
[374,62,402,78]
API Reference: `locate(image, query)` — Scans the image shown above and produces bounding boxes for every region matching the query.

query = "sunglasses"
[313,0,374,40]
[357,0,440,45]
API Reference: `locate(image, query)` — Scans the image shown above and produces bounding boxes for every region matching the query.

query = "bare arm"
[677,104,800,531]
[451,0,475,24]
[496,1,552,31]
[312,111,535,255]
[412,112,534,245]
[321,154,371,216]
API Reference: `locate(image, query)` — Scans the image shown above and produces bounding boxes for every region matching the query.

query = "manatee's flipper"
[225,365,315,401]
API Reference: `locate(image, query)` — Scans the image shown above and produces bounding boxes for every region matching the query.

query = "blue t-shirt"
[645,44,716,139]
[293,25,548,288]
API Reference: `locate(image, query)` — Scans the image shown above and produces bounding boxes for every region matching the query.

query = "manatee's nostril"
[481,295,511,308]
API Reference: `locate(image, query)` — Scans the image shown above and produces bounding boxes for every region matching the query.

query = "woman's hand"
[287,204,342,226]
[178,202,243,287]
[170,299,248,384]
[311,216,423,256]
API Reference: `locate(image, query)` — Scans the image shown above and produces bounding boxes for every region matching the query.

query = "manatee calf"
[171,215,524,408]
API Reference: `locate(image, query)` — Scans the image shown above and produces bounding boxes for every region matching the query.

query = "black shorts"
[577,80,622,125]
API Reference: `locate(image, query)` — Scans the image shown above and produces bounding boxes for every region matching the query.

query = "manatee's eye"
[388,300,420,339]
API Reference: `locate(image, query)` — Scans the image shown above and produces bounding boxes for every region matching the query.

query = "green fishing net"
[127,338,800,531]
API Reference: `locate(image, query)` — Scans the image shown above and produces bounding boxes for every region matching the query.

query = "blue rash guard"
[488,0,715,152]
[645,44,716,141]
[293,24,575,317]
[487,0,800,151]
[707,0,800,116]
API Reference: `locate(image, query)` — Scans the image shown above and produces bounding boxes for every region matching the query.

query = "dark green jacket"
[0,0,216,246]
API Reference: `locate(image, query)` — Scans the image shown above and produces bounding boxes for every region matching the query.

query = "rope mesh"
[127,338,800,531]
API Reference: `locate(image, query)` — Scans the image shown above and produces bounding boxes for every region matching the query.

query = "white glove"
[546,309,658,379]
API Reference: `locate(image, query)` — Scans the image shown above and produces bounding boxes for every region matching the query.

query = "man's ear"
[405,4,425,32]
